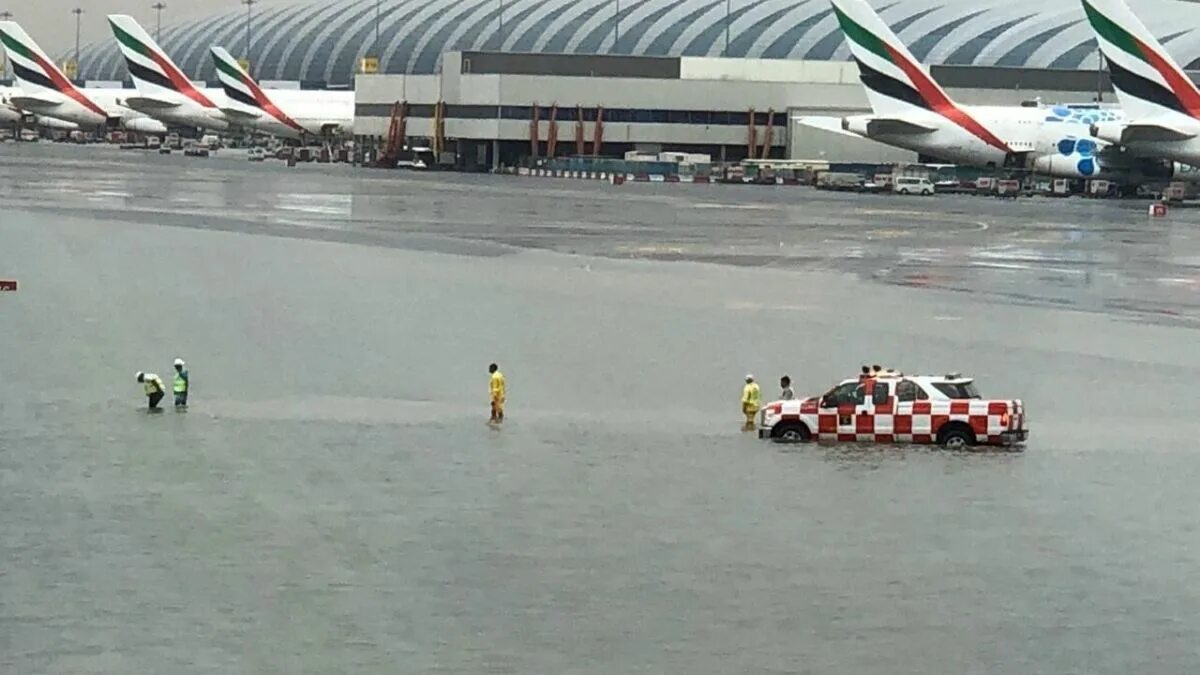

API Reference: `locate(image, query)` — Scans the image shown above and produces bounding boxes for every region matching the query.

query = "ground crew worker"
[780,375,795,401]
[741,374,761,431]
[488,363,506,424]
[136,371,166,411]
[172,358,189,407]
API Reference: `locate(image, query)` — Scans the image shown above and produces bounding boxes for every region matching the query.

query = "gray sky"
[4,0,296,55]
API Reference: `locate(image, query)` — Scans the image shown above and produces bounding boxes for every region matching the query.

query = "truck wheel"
[938,425,975,449]
[899,188,909,195]
[922,188,932,196]
[772,422,811,443]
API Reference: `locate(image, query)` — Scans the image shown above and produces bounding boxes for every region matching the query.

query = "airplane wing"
[1120,122,1196,143]
[123,96,182,111]
[219,107,261,121]
[793,115,862,138]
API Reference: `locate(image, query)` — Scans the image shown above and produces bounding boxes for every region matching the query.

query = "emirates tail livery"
[1082,0,1200,173]
[107,14,229,132]
[799,0,1151,180]
[210,47,353,139]
[0,21,165,133]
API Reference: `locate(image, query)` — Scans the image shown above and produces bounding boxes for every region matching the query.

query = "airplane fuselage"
[239,90,355,139]
[2,85,167,133]
[123,87,231,132]
[7,87,107,128]
[847,103,1127,179]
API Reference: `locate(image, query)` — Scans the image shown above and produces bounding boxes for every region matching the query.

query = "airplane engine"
[123,117,168,134]
[1144,160,1200,183]
[1030,138,1109,178]
[1030,154,1098,177]
[36,116,79,131]
[1090,121,1125,145]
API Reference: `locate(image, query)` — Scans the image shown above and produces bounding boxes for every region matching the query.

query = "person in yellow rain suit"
[489,363,506,424]
[136,371,166,411]
[742,374,761,431]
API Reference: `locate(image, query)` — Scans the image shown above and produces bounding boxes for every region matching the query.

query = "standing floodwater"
[2,145,1200,674]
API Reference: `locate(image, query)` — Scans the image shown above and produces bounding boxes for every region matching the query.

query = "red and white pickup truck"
[758,374,1028,449]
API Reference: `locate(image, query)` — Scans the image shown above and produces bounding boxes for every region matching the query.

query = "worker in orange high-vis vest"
[741,374,761,432]
[488,363,506,424]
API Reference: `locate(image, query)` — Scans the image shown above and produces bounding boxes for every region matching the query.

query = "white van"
[894,176,935,195]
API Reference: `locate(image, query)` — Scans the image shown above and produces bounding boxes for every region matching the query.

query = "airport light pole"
[494,0,504,169]
[72,8,83,73]
[614,0,620,49]
[152,3,167,43]
[242,0,255,76]
[724,0,731,57]
[497,0,504,49]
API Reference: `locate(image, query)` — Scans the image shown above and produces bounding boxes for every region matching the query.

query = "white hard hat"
[745,374,754,381]
[174,358,185,366]
[135,371,144,380]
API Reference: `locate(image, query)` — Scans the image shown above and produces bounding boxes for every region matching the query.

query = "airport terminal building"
[72,0,1200,166]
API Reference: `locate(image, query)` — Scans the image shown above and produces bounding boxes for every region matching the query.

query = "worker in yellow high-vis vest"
[172,358,189,408]
[136,371,166,411]
[488,363,506,424]
[741,374,761,431]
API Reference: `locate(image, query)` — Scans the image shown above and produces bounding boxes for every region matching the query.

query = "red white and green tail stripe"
[829,0,1011,152]
[1081,0,1200,120]
[0,21,107,119]
[210,47,304,133]
[107,14,216,108]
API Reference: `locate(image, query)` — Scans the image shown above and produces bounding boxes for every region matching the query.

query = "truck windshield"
[932,382,981,399]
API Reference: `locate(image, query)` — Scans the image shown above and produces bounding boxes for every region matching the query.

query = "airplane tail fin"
[828,0,1010,153]
[0,21,106,118]
[210,47,259,110]
[1081,0,1200,120]
[828,0,955,117]
[107,14,216,108]
[211,46,304,134]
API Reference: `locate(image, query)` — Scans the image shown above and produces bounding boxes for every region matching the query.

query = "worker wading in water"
[780,375,795,401]
[173,358,189,408]
[136,371,167,411]
[742,374,761,431]
[489,363,506,424]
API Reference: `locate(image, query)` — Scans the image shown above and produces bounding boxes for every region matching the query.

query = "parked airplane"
[0,21,166,133]
[210,47,353,139]
[1,87,79,130]
[0,85,22,123]
[107,14,229,132]
[1082,0,1200,172]
[798,0,1179,181]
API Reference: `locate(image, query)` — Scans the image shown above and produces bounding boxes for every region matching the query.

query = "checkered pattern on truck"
[764,397,1025,445]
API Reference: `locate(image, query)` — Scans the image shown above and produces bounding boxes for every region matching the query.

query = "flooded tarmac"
[3,144,1200,673]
